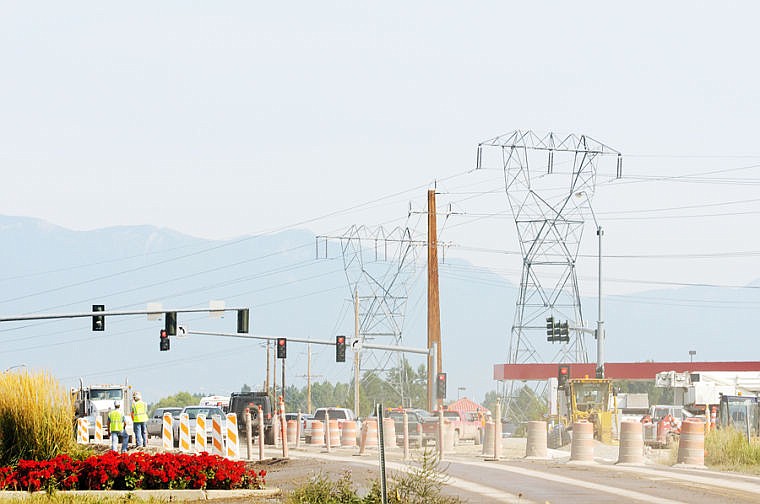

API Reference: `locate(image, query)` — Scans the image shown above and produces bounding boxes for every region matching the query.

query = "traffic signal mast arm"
[185,329,431,355]
[0,307,250,323]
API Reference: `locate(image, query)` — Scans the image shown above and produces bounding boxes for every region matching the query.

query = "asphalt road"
[141,435,760,503]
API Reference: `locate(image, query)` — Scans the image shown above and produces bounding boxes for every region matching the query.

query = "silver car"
[147,407,182,438]
[172,406,227,447]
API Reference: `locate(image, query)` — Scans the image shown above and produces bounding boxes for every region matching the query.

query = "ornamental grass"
[0,370,76,465]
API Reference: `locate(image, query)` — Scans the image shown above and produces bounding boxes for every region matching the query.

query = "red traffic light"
[559,366,568,375]
[160,329,168,339]
[337,336,345,344]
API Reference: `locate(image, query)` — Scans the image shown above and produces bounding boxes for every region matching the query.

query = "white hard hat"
[133,392,141,400]
[114,401,121,408]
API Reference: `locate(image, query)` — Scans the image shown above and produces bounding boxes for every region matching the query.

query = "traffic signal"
[436,372,447,399]
[276,337,287,359]
[336,335,346,362]
[558,364,570,388]
[558,321,569,343]
[92,304,105,331]
[545,316,555,342]
[165,312,177,336]
[237,308,249,333]
[160,329,170,351]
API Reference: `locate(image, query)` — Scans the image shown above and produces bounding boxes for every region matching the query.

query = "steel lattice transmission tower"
[316,225,420,406]
[476,130,622,419]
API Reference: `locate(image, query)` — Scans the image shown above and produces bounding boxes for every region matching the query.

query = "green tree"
[149,391,202,414]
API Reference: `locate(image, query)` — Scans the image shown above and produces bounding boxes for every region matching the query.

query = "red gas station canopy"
[493,361,760,381]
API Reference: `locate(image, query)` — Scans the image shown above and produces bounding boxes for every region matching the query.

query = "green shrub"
[0,370,76,465]
[287,449,462,504]
[287,470,372,504]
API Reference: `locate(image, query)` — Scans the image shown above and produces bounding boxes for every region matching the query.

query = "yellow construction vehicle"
[564,377,616,443]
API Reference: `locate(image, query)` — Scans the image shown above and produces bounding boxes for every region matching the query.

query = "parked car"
[172,406,226,447]
[147,407,182,438]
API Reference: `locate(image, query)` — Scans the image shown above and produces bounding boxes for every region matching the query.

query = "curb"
[0,488,282,501]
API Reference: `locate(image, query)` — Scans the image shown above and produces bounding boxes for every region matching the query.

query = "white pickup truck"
[303,407,359,443]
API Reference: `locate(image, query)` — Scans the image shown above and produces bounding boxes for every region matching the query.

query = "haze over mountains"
[0,214,756,405]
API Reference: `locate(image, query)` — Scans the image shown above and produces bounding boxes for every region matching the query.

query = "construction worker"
[109,401,128,452]
[131,391,149,447]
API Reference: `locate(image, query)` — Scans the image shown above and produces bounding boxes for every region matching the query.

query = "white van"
[199,395,230,411]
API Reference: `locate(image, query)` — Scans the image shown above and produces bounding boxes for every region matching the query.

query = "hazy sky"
[3,1,760,299]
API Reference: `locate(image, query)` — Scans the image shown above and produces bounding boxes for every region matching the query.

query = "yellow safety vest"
[132,400,148,423]
[108,409,124,432]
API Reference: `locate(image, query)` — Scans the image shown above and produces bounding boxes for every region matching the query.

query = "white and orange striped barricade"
[179,413,191,452]
[162,412,174,450]
[94,416,104,444]
[76,418,89,444]
[212,414,224,456]
[194,414,207,453]
[226,413,239,459]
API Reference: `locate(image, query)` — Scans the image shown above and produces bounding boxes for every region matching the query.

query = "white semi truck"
[71,379,135,441]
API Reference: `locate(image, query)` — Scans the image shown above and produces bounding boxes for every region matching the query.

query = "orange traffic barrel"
[617,421,644,465]
[286,419,297,445]
[525,421,548,458]
[676,418,705,467]
[341,420,357,447]
[362,418,378,451]
[382,418,397,450]
[570,421,594,463]
[309,420,324,445]
[328,419,340,447]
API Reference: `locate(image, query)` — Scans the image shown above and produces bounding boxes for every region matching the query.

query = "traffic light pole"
[596,224,605,379]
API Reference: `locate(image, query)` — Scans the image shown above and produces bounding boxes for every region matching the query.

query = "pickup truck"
[437,409,482,445]
[304,407,359,443]
[384,408,438,447]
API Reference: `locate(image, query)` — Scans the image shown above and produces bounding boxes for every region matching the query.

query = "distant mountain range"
[0,214,756,405]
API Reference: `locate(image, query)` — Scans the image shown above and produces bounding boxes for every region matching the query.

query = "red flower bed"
[0,452,265,492]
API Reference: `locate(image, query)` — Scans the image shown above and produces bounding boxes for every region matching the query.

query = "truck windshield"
[90,389,123,400]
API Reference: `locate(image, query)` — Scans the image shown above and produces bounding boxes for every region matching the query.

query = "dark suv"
[228,392,275,444]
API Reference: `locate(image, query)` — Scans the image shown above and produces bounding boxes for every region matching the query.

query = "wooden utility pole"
[427,189,442,411]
